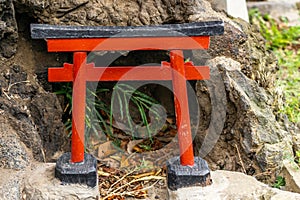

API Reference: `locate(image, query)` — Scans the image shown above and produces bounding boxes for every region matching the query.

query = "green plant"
[249,9,300,50]
[54,82,161,147]
[273,176,286,189]
[249,9,300,123]
[85,87,111,144]
[55,83,110,140]
[295,151,300,164]
[110,83,161,141]
[276,49,300,123]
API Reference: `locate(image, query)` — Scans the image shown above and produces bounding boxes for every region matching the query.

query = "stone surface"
[0,116,32,170]
[0,64,70,162]
[168,170,300,200]
[22,163,99,200]
[0,0,18,58]
[0,169,25,200]
[194,56,294,180]
[280,160,300,193]
[247,1,300,26]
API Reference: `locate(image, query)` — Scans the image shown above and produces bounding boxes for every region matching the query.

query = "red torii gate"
[31,21,224,187]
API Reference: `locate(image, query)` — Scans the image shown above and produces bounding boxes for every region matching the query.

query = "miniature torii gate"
[31,21,224,188]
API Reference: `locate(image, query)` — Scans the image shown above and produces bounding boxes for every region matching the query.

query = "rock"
[0,168,26,200]
[22,163,99,200]
[194,57,293,180]
[0,64,69,162]
[206,19,278,91]
[0,126,31,170]
[280,160,300,193]
[29,93,70,161]
[168,170,300,200]
[0,0,18,58]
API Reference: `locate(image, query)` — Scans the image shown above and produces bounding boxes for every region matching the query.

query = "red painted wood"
[47,36,211,166]
[47,36,209,52]
[170,50,195,166]
[48,63,73,82]
[49,64,209,82]
[71,52,87,163]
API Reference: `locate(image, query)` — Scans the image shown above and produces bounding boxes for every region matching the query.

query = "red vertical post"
[71,52,87,163]
[170,50,195,166]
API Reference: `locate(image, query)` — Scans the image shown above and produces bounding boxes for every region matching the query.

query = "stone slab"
[30,21,224,39]
[23,163,99,200]
[168,170,300,200]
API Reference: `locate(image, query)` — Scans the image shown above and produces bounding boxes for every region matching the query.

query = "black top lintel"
[30,21,224,39]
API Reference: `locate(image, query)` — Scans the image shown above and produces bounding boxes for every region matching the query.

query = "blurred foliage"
[272,176,286,189]
[249,9,300,123]
[249,9,300,49]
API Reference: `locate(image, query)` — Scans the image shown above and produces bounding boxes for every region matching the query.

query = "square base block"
[55,152,97,187]
[167,156,212,191]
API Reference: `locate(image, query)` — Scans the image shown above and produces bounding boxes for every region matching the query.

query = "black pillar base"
[167,156,212,191]
[55,152,97,187]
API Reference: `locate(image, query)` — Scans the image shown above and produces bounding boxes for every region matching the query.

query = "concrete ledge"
[23,163,99,200]
[168,170,300,200]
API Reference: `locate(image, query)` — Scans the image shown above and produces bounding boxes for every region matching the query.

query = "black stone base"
[167,156,212,191]
[55,152,97,187]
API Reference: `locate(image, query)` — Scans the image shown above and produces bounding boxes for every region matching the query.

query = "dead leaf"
[120,155,129,168]
[97,141,119,159]
[102,157,120,168]
[166,117,175,124]
[127,139,144,154]
[156,136,174,143]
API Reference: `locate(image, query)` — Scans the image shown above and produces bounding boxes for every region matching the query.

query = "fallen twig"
[235,143,246,174]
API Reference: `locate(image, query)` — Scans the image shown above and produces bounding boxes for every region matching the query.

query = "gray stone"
[0,0,18,58]
[22,163,99,200]
[0,65,69,162]
[0,117,32,170]
[0,169,25,200]
[280,160,300,193]
[198,57,294,174]
[168,170,300,200]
